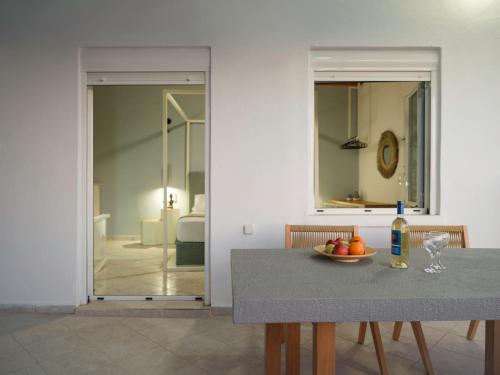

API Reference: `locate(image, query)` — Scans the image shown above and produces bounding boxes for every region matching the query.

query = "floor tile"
[397,321,448,346]
[0,346,37,375]
[117,347,192,375]
[435,331,484,360]
[93,240,204,296]
[194,352,264,375]
[5,365,48,375]
[413,346,484,375]
[74,323,158,361]
[139,319,202,345]
[38,346,113,375]
[345,344,415,374]
[163,333,233,362]
[0,331,20,351]
[22,331,89,362]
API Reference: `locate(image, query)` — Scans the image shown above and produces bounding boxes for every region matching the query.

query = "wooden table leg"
[370,322,389,375]
[411,321,434,375]
[393,321,403,341]
[313,322,335,375]
[485,320,500,375]
[467,320,480,341]
[265,323,282,375]
[286,323,301,375]
[357,322,367,344]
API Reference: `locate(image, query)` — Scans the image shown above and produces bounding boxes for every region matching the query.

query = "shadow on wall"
[94,130,162,162]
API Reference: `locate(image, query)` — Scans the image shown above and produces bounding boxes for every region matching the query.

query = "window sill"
[310,208,429,216]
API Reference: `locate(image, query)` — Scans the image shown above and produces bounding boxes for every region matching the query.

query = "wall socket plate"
[243,224,254,235]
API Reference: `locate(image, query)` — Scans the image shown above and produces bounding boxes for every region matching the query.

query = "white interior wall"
[358,82,418,204]
[93,86,164,236]
[317,86,359,205]
[1,0,500,307]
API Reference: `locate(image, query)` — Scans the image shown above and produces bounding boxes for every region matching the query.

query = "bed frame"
[175,172,205,266]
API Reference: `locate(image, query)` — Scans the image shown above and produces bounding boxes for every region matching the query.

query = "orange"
[351,236,365,244]
[349,241,365,255]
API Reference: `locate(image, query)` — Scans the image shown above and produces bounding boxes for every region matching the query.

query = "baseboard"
[0,304,75,314]
[211,306,233,316]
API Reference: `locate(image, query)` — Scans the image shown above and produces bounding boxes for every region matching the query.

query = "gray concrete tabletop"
[231,248,500,323]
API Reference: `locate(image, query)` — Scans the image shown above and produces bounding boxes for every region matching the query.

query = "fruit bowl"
[313,245,377,263]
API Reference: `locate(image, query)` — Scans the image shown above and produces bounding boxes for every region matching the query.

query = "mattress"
[176,213,205,242]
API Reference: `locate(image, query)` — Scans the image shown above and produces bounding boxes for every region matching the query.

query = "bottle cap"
[397,200,404,215]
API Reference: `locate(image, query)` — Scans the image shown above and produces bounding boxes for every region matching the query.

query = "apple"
[325,239,336,246]
[333,243,349,255]
[325,244,335,254]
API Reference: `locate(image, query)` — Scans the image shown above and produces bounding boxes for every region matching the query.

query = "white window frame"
[308,48,440,216]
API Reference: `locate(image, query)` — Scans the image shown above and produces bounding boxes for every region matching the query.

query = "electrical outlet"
[243,224,254,235]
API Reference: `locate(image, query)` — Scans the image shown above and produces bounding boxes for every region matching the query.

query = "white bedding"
[176,213,205,242]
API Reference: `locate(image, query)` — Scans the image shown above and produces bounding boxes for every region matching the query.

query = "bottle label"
[391,230,402,256]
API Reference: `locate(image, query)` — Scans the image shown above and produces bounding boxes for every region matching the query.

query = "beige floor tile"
[0,346,37,375]
[22,331,89,362]
[0,314,63,334]
[13,320,72,347]
[93,240,204,296]
[140,320,202,344]
[0,331,20,351]
[397,321,448,346]
[375,332,422,362]
[164,333,233,362]
[119,317,167,331]
[38,346,112,375]
[74,323,158,361]
[193,351,264,375]
[59,316,122,331]
[6,365,48,375]
[413,346,484,374]
[344,344,416,374]
[435,331,485,360]
[117,347,192,375]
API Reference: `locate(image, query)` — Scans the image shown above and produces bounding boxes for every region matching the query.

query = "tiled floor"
[94,240,204,296]
[0,312,486,374]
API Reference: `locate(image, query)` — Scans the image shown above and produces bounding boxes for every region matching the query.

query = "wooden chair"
[390,225,479,341]
[284,225,390,375]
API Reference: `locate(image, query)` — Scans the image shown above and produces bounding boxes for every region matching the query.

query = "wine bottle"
[391,200,409,269]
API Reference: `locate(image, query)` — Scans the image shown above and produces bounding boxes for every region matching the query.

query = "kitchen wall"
[357,82,418,204]
[1,0,500,307]
[317,85,359,205]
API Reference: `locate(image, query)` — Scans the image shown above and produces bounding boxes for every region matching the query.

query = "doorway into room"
[88,79,207,301]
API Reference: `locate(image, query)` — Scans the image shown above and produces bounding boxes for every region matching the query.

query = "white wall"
[317,86,359,206]
[358,82,418,204]
[93,86,164,236]
[1,0,500,307]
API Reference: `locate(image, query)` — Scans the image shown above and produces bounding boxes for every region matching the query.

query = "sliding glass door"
[88,75,207,300]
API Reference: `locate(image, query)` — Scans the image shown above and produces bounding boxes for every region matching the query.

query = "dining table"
[231,248,500,375]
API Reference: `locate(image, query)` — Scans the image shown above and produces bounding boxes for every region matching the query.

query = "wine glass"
[423,232,449,273]
[433,232,449,271]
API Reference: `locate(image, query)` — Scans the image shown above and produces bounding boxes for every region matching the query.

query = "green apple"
[325,244,335,254]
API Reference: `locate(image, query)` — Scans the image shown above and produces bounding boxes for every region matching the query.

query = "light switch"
[243,224,254,235]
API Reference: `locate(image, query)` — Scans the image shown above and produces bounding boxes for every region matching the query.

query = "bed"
[175,173,205,266]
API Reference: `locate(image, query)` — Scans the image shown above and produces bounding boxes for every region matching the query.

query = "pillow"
[192,194,205,213]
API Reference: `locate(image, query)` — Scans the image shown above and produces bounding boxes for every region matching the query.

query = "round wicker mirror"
[377,131,398,178]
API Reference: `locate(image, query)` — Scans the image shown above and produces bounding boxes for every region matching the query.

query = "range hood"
[341,137,367,149]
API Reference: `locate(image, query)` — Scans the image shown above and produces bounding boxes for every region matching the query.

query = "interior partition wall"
[79,48,211,304]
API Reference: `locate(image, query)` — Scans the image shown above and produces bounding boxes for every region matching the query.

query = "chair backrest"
[408,225,470,248]
[285,224,359,249]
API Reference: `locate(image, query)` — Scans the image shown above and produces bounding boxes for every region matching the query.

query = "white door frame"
[77,47,211,305]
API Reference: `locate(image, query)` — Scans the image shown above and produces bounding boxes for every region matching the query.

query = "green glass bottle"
[391,200,409,269]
